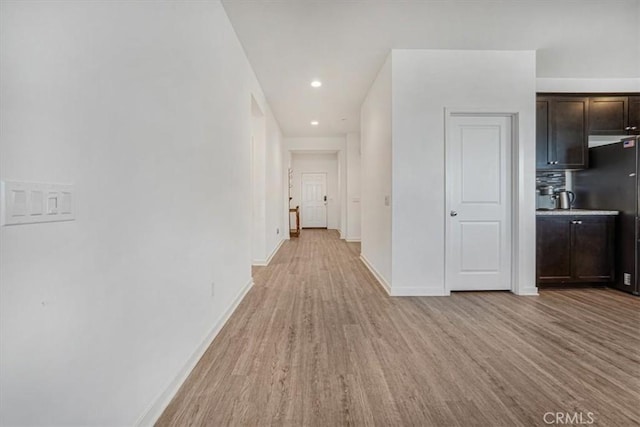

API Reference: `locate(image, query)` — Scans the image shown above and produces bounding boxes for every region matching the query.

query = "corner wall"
[391,49,537,296]
[360,55,393,290]
[283,137,347,236]
[346,132,361,241]
[0,1,282,425]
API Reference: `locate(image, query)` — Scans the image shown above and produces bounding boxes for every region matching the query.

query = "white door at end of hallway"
[301,173,327,228]
[446,114,512,291]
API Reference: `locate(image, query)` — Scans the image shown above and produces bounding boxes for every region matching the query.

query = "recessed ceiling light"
[310,80,322,88]
[310,121,319,126]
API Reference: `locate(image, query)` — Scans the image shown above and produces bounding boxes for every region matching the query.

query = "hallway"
[157,230,640,426]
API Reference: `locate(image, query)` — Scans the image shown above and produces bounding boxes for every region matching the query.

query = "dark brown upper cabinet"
[588,97,628,135]
[537,96,589,170]
[589,95,640,135]
[536,99,550,170]
[629,96,640,135]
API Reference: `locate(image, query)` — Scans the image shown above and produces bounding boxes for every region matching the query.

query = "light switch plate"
[1,181,76,225]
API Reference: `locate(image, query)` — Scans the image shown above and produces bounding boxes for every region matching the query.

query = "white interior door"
[301,173,327,228]
[446,114,512,291]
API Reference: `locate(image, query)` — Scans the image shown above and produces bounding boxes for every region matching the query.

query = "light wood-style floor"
[157,230,640,426]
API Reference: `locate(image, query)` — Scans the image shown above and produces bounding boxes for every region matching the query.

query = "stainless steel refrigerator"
[574,136,639,295]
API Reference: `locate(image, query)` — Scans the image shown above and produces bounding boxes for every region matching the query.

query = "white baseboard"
[136,278,254,426]
[252,238,285,266]
[390,287,450,297]
[345,237,361,242]
[513,287,539,296]
[359,254,391,295]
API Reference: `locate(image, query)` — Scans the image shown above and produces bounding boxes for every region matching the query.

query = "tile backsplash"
[536,171,566,191]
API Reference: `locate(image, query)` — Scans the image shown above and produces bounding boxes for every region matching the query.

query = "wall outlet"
[623,273,631,286]
[210,281,216,296]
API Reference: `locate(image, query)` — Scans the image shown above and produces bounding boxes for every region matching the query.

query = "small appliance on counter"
[536,185,557,210]
[555,190,575,210]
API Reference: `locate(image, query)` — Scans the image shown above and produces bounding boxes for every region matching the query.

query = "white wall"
[360,55,393,289]
[283,137,346,236]
[0,1,281,425]
[251,97,267,263]
[251,99,284,265]
[291,153,339,230]
[264,108,285,260]
[391,49,537,296]
[345,132,361,241]
[536,78,640,93]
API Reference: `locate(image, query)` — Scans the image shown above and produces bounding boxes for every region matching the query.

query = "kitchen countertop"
[536,209,619,216]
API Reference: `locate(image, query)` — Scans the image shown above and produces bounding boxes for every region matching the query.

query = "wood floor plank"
[157,230,640,426]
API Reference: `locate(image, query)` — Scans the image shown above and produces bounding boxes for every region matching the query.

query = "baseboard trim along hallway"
[136,278,254,427]
[252,238,285,267]
[359,254,391,295]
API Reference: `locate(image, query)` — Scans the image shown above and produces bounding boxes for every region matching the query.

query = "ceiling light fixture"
[310,80,322,88]
[310,121,319,126]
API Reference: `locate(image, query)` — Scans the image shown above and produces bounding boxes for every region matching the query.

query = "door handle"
[323,195,327,202]
[450,210,458,217]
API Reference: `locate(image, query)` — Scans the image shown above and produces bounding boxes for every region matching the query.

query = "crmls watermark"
[543,411,595,425]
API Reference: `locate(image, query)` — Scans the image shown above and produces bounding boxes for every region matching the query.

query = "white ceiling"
[222,0,640,137]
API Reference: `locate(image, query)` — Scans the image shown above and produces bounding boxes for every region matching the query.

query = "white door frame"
[301,172,328,228]
[444,109,520,294]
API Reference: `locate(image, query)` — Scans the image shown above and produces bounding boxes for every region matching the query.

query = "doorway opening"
[289,151,340,232]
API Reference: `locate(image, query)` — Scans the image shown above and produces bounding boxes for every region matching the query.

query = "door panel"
[572,217,614,282]
[446,114,511,291]
[536,99,551,169]
[536,217,572,282]
[461,126,501,203]
[589,97,628,135]
[460,222,501,272]
[629,96,640,135]
[550,98,588,168]
[301,173,327,228]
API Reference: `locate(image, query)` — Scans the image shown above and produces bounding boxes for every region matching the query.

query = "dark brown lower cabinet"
[536,215,615,286]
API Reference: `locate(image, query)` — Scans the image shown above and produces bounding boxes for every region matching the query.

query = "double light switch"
[1,181,75,225]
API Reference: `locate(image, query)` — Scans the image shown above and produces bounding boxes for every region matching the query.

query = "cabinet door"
[536,99,552,169]
[572,216,615,282]
[537,217,572,283]
[589,96,628,135]
[628,96,640,135]
[550,97,588,169]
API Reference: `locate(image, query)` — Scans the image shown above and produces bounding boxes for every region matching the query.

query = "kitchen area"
[536,94,640,295]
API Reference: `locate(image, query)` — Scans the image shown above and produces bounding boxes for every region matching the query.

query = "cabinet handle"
[571,220,583,225]
[625,127,632,130]
[632,127,638,130]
